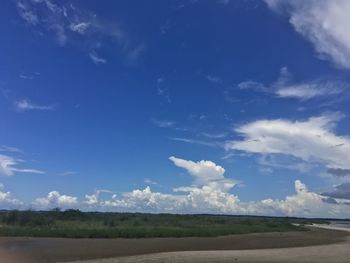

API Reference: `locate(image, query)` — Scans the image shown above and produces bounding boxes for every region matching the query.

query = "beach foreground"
[0,226,349,263]
[67,226,350,263]
[71,238,350,263]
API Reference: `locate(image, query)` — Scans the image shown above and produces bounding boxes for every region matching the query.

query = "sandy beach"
[66,225,350,263]
[0,226,349,263]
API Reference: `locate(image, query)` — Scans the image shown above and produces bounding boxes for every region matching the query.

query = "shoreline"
[0,226,348,263]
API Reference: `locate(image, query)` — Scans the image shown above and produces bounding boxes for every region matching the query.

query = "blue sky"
[1,0,350,218]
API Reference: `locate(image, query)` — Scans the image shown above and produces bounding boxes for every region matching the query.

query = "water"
[329,221,350,229]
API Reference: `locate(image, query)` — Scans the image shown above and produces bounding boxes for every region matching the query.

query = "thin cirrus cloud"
[238,67,348,100]
[15,99,55,111]
[89,51,107,65]
[0,154,45,177]
[15,0,144,65]
[264,0,350,69]
[151,118,175,128]
[225,113,350,173]
[169,137,221,148]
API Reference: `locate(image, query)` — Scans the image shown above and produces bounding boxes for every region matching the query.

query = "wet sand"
[0,227,348,263]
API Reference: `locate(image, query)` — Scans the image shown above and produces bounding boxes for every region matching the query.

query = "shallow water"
[330,221,350,229]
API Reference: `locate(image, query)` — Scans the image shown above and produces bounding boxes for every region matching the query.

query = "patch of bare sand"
[65,226,350,263]
[0,227,348,263]
[72,238,350,263]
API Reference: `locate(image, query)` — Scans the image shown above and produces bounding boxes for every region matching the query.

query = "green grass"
[0,210,328,238]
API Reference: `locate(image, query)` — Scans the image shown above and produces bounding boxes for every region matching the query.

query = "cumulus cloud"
[265,0,350,69]
[2,156,350,217]
[225,113,350,173]
[84,189,114,206]
[0,190,23,209]
[34,191,78,209]
[82,178,350,217]
[15,99,55,111]
[0,183,22,208]
[78,157,350,217]
[0,154,44,176]
[238,67,347,100]
[170,156,227,185]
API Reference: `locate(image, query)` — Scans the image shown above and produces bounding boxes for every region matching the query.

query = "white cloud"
[151,118,175,128]
[169,156,225,183]
[2,156,347,217]
[0,146,23,153]
[253,180,332,217]
[169,156,236,191]
[70,22,90,34]
[225,113,350,171]
[207,75,222,84]
[144,178,159,186]
[0,154,44,176]
[265,0,350,69]
[58,171,77,176]
[201,132,227,139]
[84,189,114,206]
[84,178,350,217]
[238,67,347,100]
[156,78,171,103]
[169,137,220,148]
[89,52,107,64]
[0,190,23,209]
[17,1,39,25]
[0,183,22,208]
[15,99,55,111]
[15,0,144,64]
[34,191,78,209]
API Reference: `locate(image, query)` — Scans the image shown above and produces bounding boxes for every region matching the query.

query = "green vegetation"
[0,209,328,238]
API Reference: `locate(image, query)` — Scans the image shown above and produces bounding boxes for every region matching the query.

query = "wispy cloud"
[237,67,348,101]
[15,99,55,111]
[265,0,350,69]
[225,113,350,173]
[16,1,39,25]
[0,145,23,154]
[151,118,175,128]
[19,74,33,80]
[0,154,44,177]
[156,77,171,103]
[201,132,227,139]
[144,178,161,186]
[169,137,221,148]
[89,51,107,65]
[15,0,144,64]
[69,22,90,35]
[58,171,77,176]
[206,75,222,84]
